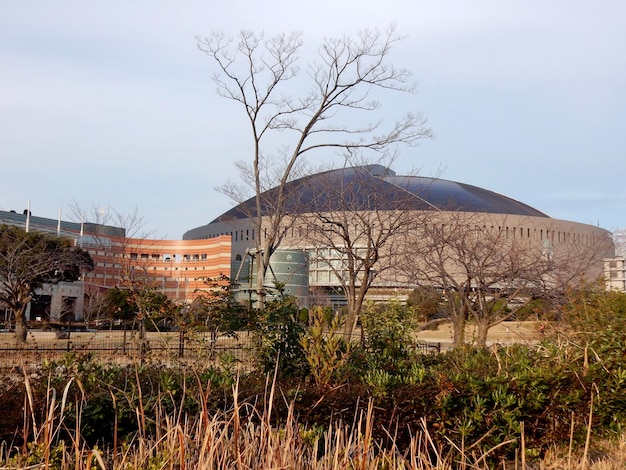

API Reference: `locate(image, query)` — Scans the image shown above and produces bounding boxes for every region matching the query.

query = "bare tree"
[402,212,613,347]
[293,162,426,336]
[198,26,431,307]
[69,203,150,247]
[69,204,164,337]
[82,285,109,325]
[0,225,93,342]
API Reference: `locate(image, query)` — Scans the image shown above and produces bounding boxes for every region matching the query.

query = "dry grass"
[2,368,626,470]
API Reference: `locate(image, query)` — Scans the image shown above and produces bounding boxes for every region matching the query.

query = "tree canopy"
[0,225,93,341]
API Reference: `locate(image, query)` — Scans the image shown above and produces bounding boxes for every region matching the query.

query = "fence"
[0,327,441,372]
[0,328,252,370]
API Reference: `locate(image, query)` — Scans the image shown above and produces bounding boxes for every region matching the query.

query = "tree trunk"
[452,313,466,348]
[256,261,266,310]
[255,241,272,310]
[476,320,490,348]
[14,306,28,343]
[343,282,366,338]
[343,304,359,338]
[139,316,146,340]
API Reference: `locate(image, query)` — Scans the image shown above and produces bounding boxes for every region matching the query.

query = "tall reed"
[3,366,626,469]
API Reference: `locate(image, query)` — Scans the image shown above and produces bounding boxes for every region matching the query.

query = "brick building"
[0,210,232,322]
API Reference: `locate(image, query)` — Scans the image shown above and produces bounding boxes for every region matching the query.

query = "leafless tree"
[82,285,109,324]
[291,162,427,336]
[198,26,431,307]
[401,212,613,347]
[69,203,150,244]
[69,204,151,289]
[69,203,163,337]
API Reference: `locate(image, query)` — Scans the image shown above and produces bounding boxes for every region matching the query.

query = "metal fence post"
[178,330,184,358]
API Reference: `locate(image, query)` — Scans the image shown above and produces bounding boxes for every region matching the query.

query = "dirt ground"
[416,321,543,349]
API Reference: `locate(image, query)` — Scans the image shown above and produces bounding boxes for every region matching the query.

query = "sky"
[1,0,624,240]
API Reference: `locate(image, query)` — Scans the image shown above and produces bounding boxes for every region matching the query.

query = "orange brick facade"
[82,235,232,303]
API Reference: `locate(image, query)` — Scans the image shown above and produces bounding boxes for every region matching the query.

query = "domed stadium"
[197,165,548,223]
[184,165,615,306]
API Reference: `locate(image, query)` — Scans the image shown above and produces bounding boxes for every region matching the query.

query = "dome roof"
[211,165,548,223]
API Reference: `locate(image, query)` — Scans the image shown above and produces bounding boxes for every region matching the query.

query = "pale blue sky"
[1,0,624,238]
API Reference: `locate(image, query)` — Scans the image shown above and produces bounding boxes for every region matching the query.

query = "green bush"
[250,295,308,377]
[299,306,351,390]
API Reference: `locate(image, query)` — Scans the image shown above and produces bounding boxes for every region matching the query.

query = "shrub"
[299,306,350,390]
[251,295,308,377]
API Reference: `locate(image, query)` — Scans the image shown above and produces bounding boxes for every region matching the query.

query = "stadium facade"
[183,165,616,306]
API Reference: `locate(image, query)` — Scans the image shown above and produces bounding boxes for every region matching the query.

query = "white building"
[605,257,626,292]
